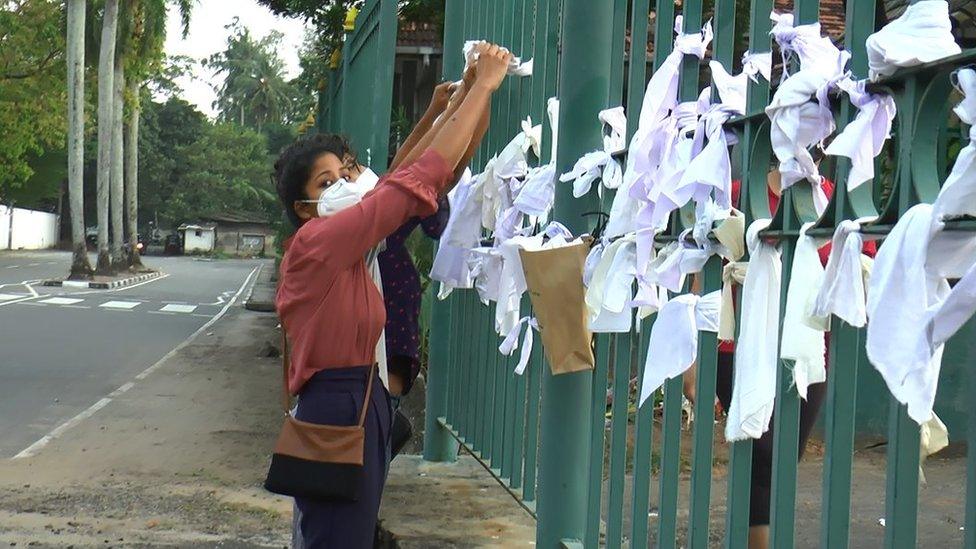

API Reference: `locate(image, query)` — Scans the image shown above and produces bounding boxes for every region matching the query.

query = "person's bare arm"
[428,44,511,177]
[389,81,454,171]
[398,81,472,170]
[451,101,490,182]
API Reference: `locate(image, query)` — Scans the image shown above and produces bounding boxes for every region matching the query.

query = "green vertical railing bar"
[767,1,819,547]
[536,0,608,545]
[370,0,396,172]
[884,403,921,549]
[626,2,653,546]
[725,0,772,544]
[585,335,612,548]
[424,0,465,463]
[481,302,495,460]
[967,366,975,549]
[522,336,543,503]
[474,301,488,454]
[607,329,635,548]
[687,257,722,549]
[820,322,861,547]
[630,316,654,549]
[608,0,628,105]
[459,292,471,441]
[817,0,875,542]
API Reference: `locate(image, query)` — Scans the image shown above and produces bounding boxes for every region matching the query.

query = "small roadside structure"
[178,213,274,257]
[177,223,217,253]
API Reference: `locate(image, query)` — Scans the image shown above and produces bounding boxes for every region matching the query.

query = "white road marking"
[0,294,42,308]
[27,263,40,267]
[61,305,90,310]
[99,301,140,310]
[39,297,84,306]
[0,293,23,301]
[5,265,18,269]
[11,265,260,460]
[147,310,176,316]
[69,273,170,296]
[160,304,197,314]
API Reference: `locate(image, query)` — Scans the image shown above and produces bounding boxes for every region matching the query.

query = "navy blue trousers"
[292,366,391,548]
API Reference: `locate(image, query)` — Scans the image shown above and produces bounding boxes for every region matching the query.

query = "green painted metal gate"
[415,1,976,548]
[305,0,975,546]
[316,0,397,173]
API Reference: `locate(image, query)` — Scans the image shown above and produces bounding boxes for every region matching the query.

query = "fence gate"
[414,0,976,548]
[316,0,397,173]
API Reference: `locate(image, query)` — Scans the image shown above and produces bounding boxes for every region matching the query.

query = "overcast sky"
[163,1,308,118]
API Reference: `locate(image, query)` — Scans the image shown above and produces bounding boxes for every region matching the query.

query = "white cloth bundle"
[825,78,897,190]
[466,246,503,304]
[726,219,782,441]
[709,52,773,115]
[638,290,722,407]
[431,169,480,294]
[780,223,827,399]
[812,220,871,328]
[463,40,534,76]
[866,69,976,424]
[599,106,628,153]
[866,0,961,82]
[585,235,638,333]
[934,69,976,219]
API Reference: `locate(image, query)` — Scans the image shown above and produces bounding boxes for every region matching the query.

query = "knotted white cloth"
[585,235,637,333]
[866,0,961,82]
[726,219,782,441]
[812,220,871,328]
[638,290,722,407]
[781,223,827,399]
[934,69,976,219]
[825,79,897,190]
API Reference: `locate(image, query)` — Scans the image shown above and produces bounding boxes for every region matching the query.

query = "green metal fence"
[316,0,974,546]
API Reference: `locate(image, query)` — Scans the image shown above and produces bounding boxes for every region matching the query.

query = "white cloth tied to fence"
[866,0,961,82]
[466,246,503,304]
[586,235,638,333]
[638,290,722,407]
[600,107,628,153]
[781,223,827,399]
[514,162,557,222]
[645,237,711,294]
[719,261,747,341]
[726,219,782,442]
[766,12,850,212]
[825,79,897,190]
[812,219,873,328]
[521,116,543,159]
[934,69,976,220]
[866,70,976,423]
[866,204,975,423]
[500,316,539,375]
[709,52,773,115]
[431,169,480,295]
[462,40,534,76]
[495,222,574,337]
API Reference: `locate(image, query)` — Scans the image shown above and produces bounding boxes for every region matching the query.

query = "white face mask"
[352,167,380,191]
[315,178,366,217]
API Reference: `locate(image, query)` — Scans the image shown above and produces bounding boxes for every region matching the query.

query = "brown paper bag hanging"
[519,240,594,375]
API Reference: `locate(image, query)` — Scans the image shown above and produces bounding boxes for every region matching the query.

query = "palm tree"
[95,0,120,275]
[67,0,94,279]
[119,0,192,270]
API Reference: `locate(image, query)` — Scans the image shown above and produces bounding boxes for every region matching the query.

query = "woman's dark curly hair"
[273,133,355,228]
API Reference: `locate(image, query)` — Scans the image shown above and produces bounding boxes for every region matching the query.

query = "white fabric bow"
[710,52,773,115]
[726,219,782,442]
[825,78,897,190]
[934,69,976,220]
[638,290,722,407]
[521,116,543,160]
[586,235,638,333]
[866,0,961,82]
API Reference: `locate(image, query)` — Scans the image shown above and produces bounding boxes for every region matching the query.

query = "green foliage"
[0,0,67,200]
[205,20,298,131]
[135,97,277,229]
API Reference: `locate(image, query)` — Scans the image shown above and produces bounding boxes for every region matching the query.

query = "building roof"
[178,223,217,231]
[398,21,441,50]
[199,212,269,225]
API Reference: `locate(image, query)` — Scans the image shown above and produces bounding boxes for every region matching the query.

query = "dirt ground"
[0,309,293,547]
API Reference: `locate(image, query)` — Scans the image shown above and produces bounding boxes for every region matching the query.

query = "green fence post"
[423,0,464,463]
[967,369,975,548]
[536,0,610,545]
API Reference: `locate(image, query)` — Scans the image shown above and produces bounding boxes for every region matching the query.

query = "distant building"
[179,212,274,257]
[178,223,217,253]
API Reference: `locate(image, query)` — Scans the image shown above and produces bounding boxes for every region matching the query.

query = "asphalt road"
[0,250,265,458]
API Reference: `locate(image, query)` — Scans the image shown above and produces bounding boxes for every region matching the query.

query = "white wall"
[0,205,58,250]
[184,229,215,252]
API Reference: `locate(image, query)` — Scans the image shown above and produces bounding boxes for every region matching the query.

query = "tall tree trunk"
[95,0,120,275]
[67,0,93,279]
[111,56,126,269]
[125,78,143,269]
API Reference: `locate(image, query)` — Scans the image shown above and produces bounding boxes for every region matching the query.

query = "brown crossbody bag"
[263,333,373,502]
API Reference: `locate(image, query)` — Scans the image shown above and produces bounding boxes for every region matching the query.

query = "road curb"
[243,263,276,313]
[43,271,163,290]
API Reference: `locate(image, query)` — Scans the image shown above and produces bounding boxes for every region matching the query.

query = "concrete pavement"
[0,250,268,458]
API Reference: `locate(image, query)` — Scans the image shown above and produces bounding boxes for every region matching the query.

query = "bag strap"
[281,330,376,428]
